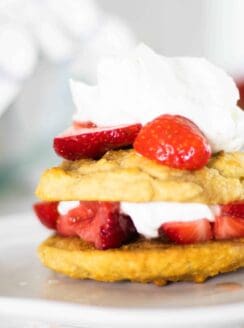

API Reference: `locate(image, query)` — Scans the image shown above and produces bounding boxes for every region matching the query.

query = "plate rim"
[0,212,243,326]
[0,297,243,327]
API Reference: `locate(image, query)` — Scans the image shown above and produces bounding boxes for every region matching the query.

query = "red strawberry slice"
[56,201,99,237]
[54,123,142,161]
[56,201,137,249]
[33,201,59,229]
[159,219,213,244]
[134,114,211,170]
[221,202,244,218]
[214,215,244,240]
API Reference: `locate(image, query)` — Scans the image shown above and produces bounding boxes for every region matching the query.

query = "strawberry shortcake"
[34,44,244,285]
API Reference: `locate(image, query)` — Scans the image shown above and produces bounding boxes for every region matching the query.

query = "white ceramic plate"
[0,213,243,328]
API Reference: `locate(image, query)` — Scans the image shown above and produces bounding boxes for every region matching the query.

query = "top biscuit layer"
[36,149,244,204]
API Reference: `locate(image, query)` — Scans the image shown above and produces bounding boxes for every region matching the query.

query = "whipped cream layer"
[58,201,220,239]
[121,202,219,238]
[71,43,244,153]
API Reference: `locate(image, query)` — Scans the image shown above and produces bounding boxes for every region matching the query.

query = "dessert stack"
[34,44,244,285]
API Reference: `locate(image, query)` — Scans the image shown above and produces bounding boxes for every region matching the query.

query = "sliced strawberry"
[33,201,59,229]
[96,212,136,249]
[56,201,99,237]
[214,215,244,240]
[159,219,213,244]
[134,114,211,170]
[221,202,244,218]
[54,123,142,161]
[56,201,137,249]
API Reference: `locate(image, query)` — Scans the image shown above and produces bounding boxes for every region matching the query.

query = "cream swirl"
[71,43,244,153]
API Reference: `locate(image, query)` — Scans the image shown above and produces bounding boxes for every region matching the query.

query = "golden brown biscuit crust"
[38,235,244,285]
[36,150,244,204]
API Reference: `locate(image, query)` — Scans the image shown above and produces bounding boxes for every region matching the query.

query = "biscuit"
[38,236,244,285]
[36,149,244,204]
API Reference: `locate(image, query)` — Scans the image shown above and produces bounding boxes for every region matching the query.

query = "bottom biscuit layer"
[38,235,244,285]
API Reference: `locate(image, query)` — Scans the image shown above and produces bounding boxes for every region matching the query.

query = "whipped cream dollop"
[121,202,220,238]
[71,43,244,153]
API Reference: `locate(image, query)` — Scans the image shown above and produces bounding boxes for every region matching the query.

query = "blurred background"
[0,0,244,214]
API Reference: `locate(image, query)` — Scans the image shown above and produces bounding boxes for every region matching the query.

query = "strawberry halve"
[134,114,211,170]
[53,123,142,161]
